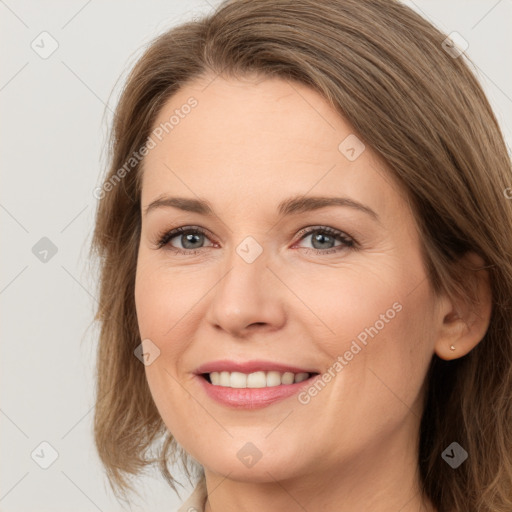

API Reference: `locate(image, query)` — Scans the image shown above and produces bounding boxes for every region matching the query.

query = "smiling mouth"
[201,370,320,388]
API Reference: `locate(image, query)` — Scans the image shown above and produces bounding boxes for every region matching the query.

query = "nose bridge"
[219,234,269,305]
[234,234,266,266]
[207,233,284,334]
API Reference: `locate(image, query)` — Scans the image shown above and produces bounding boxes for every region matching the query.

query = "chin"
[195,441,308,483]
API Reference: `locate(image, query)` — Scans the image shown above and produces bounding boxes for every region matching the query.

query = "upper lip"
[195,360,319,375]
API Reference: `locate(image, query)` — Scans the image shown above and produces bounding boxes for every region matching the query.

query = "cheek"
[289,261,405,348]
[335,278,435,412]
[299,260,434,402]
[134,258,208,403]
[134,261,196,436]
[134,257,199,339]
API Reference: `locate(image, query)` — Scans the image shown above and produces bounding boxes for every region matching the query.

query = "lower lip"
[195,374,319,409]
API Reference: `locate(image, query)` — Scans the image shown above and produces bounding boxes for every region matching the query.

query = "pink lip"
[195,373,320,410]
[194,359,317,375]
[193,360,320,410]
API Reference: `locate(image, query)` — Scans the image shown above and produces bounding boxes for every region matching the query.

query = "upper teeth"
[208,371,311,388]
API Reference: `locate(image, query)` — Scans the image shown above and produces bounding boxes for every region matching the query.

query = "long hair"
[91,1,512,509]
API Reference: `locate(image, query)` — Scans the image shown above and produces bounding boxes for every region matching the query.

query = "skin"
[134,73,492,512]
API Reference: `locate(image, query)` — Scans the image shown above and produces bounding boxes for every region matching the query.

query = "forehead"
[147,74,359,161]
[140,75,405,221]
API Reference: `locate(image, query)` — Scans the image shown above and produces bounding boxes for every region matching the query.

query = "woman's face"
[135,74,444,482]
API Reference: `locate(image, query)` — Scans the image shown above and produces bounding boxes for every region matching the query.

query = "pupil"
[183,233,202,249]
[313,233,333,249]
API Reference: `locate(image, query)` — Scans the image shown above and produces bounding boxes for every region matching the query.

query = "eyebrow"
[144,195,380,222]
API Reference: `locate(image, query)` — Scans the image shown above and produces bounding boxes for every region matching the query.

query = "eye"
[155,225,357,255]
[156,226,214,254]
[295,226,356,254]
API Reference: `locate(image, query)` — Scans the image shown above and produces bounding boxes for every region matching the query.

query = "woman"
[91,0,512,510]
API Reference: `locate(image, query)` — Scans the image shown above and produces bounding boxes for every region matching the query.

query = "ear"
[434,252,493,361]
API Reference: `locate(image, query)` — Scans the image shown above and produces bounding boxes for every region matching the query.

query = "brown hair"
[91,0,512,509]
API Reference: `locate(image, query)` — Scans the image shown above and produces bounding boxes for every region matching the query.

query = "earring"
[450,345,456,351]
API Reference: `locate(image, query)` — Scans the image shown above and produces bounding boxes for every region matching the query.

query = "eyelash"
[155,225,357,256]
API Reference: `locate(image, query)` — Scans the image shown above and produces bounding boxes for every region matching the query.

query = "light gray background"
[1,1,511,511]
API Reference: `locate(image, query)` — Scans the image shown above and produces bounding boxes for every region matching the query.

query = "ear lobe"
[434,252,492,361]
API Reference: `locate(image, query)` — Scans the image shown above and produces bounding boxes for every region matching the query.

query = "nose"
[206,244,286,338]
